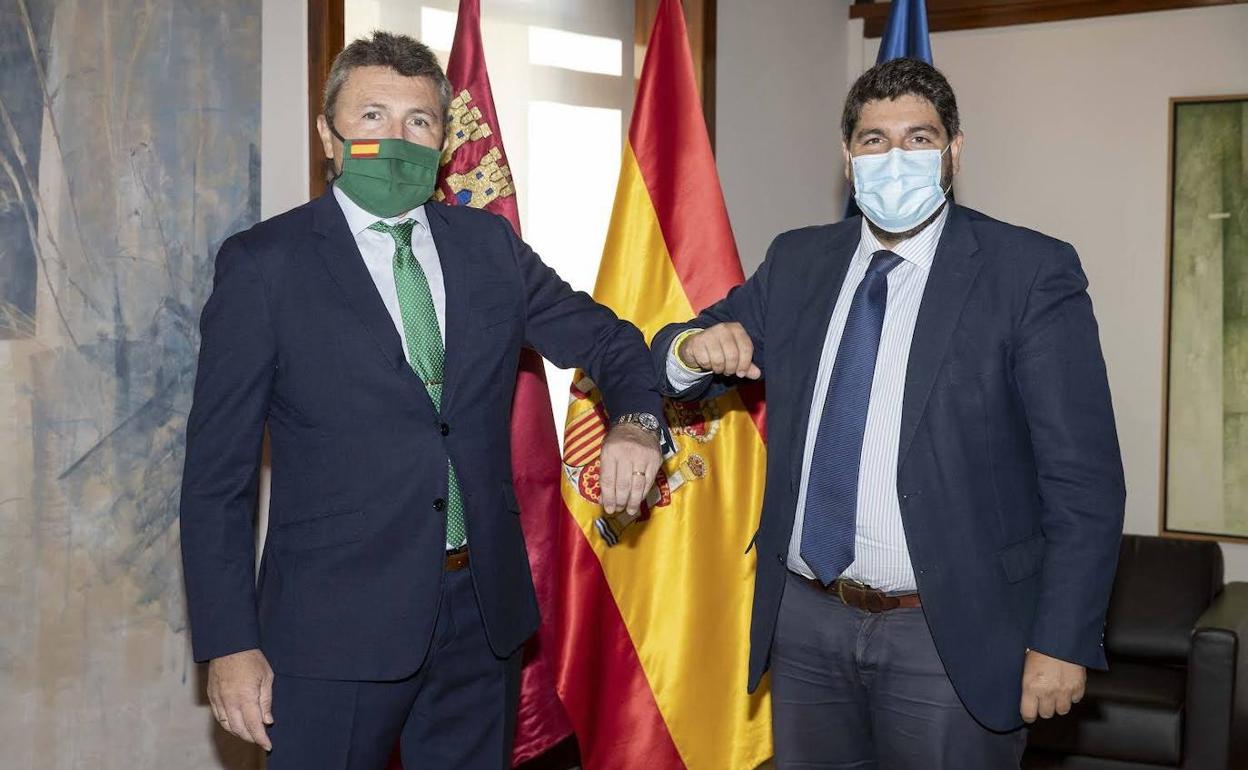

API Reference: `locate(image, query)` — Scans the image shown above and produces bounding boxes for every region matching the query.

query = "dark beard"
[854,155,954,246]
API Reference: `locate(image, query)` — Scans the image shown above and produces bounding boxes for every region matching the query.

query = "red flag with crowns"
[425,0,575,765]
[435,0,518,223]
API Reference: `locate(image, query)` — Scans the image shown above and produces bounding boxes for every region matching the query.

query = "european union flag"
[876,0,932,64]
[846,0,934,218]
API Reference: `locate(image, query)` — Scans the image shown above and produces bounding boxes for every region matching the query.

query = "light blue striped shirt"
[666,205,949,592]
[786,207,948,592]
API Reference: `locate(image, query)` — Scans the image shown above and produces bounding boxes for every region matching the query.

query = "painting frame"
[1160,93,1248,545]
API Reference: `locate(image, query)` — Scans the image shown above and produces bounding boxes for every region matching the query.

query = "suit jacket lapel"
[788,221,861,490]
[311,191,413,379]
[897,205,983,467]
[424,203,471,416]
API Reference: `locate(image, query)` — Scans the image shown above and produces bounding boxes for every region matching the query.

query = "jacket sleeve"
[179,234,276,663]
[650,235,777,402]
[507,225,662,421]
[1012,241,1125,670]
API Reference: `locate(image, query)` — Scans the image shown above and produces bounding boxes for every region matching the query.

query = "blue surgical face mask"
[851,146,950,233]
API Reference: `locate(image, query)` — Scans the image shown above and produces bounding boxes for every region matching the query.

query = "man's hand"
[208,648,275,751]
[677,322,761,379]
[1020,649,1086,723]
[599,423,662,518]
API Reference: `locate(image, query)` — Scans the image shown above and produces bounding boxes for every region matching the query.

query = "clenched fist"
[676,322,761,379]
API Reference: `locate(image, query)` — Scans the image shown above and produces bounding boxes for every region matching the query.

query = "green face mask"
[332,132,441,218]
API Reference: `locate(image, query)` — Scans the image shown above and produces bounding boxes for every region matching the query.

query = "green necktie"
[370,219,467,548]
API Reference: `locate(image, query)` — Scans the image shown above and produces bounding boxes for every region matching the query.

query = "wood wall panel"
[850,0,1247,38]
[308,0,344,198]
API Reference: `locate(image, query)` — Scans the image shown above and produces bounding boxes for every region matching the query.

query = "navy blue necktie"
[801,250,903,585]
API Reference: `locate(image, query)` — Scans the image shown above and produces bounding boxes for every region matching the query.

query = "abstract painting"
[1163,95,1248,543]
[0,1,262,767]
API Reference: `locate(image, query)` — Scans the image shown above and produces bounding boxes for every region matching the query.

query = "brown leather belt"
[803,576,921,613]
[445,546,470,572]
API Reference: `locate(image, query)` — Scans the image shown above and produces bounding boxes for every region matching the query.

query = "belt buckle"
[835,577,867,606]
[445,546,469,572]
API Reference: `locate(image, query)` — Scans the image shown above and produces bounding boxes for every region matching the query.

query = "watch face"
[618,412,659,433]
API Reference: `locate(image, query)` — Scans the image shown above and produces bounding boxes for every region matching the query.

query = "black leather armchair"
[1024,535,1248,770]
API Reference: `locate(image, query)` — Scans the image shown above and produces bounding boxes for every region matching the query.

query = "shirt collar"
[333,184,430,237]
[856,203,950,271]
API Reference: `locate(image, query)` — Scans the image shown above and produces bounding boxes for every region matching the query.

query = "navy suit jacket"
[180,191,660,681]
[652,205,1125,731]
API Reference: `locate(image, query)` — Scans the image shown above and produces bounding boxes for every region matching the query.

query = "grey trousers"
[771,572,1027,770]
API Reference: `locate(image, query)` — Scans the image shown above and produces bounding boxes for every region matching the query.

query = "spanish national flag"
[349,141,381,158]
[546,0,772,767]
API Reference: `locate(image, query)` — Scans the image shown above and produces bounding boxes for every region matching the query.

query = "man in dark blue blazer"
[652,59,1125,768]
[179,33,663,769]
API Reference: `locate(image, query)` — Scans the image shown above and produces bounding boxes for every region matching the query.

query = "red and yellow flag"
[349,141,381,157]
[547,1,772,767]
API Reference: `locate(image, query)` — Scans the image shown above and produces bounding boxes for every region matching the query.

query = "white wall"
[261,0,310,218]
[258,0,310,551]
[716,0,853,275]
[860,4,1248,580]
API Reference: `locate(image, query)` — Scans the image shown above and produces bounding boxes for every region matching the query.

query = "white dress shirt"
[333,186,460,548]
[667,206,949,592]
[333,185,447,346]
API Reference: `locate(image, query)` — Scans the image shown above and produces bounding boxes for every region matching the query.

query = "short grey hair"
[322,31,453,132]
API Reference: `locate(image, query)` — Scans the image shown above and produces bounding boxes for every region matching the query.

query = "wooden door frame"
[308,0,344,199]
[850,0,1248,38]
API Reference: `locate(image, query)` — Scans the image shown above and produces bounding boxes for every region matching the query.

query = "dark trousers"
[771,572,1026,770]
[266,568,522,770]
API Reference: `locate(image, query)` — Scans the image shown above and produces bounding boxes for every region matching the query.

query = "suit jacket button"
[440,423,450,436]
[776,553,785,564]
[433,498,447,512]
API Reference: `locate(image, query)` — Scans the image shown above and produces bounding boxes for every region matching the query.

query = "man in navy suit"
[651,58,1124,768]
[179,32,663,769]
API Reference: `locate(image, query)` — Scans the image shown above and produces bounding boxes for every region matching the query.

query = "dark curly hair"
[842,58,960,143]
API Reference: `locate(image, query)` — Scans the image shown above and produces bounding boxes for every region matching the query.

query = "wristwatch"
[614,412,661,438]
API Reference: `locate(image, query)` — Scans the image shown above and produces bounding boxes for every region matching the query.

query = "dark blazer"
[180,191,660,681]
[651,205,1125,731]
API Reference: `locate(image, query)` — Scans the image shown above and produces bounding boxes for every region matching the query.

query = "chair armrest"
[1185,582,1248,770]
[1197,582,1248,637]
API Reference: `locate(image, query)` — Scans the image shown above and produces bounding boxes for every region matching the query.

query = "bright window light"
[527,100,622,435]
[421,7,458,52]
[343,0,381,44]
[528,26,622,77]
